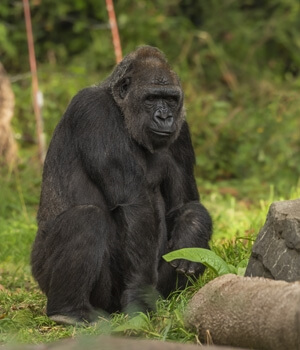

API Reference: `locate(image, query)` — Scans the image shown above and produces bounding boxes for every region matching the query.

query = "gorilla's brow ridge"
[152,76,170,86]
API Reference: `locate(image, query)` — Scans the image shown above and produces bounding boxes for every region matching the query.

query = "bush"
[1,0,299,186]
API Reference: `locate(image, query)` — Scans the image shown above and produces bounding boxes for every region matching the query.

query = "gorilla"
[31,46,212,325]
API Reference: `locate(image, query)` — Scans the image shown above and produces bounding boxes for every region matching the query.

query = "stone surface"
[2,335,246,350]
[245,198,300,281]
[185,274,300,350]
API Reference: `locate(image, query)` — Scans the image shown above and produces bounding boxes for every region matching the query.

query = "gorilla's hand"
[169,258,202,276]
[167,240,205,276]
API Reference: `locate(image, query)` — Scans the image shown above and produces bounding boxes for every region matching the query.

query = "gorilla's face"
[113,56,185,152]
[143,85,181,137]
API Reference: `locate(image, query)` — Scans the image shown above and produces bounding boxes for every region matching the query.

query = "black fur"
[31,46,212,323]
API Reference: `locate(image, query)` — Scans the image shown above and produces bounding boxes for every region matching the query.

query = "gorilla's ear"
[111,61,134,104]
[119,77,131,99]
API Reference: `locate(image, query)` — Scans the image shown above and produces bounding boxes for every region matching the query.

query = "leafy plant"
[163,248,247,277]
[112,313,149,333]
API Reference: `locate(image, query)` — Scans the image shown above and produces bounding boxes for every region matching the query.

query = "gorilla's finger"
[176,260,190,274]
[169,259,179,269]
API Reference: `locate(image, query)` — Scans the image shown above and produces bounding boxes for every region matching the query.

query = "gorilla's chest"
[141,151,171,191]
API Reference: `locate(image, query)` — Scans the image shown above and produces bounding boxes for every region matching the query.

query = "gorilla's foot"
[49,314,88,326]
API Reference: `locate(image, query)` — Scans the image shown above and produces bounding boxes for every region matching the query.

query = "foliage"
[2,0,300,80]
[163,248,236,276]
[1,0,299,185]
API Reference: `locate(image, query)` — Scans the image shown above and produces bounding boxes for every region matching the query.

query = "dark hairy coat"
[31,46,212,324]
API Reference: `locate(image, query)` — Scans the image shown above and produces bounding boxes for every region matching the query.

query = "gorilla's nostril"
[154,110,162,120]
[154,111,173,122]
[167,116,173,124]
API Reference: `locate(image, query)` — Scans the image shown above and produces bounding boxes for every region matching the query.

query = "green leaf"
[235,259,249,276]
[113,314,149,333]
[237,267,246,276]
[163,248,233,276]
[228,264,237,274]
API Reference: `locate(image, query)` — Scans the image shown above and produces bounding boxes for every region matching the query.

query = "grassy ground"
[0,156,299,345]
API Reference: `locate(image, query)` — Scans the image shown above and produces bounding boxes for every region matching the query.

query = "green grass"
[0,161,299,345]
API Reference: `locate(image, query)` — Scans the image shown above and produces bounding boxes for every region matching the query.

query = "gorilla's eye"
[146,95,156,102]
[165,96,178,106]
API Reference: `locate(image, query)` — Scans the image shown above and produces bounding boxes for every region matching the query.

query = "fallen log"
[185,274,300,350]
[2,335,246,350]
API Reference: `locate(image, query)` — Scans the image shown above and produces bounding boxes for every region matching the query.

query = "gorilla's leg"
[32,205,115,324]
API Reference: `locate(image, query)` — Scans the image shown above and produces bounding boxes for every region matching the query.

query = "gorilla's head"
[111,46,185,152]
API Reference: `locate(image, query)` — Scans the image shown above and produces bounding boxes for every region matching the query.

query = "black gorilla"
[31,46,212,325]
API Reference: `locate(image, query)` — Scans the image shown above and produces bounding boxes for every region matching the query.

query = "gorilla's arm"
[163,122,213,275]
[69,89,160,309]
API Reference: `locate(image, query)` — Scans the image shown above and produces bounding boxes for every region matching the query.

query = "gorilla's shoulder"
[70,85,115,109]
[63,85,120,122]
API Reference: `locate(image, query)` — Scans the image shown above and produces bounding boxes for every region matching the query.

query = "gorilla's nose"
[154,110,174,127]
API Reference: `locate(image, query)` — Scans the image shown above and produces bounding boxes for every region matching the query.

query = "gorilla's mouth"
[150,129,173,136]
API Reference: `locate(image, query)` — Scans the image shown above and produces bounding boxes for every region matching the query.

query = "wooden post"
[23,0,45,164]
[105,0,123,64]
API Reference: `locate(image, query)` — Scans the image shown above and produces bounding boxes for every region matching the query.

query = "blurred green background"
[1,0,300,195]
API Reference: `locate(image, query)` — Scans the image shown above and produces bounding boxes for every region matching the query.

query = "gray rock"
[245,198,300,280]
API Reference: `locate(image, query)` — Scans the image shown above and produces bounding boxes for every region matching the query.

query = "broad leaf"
[163,248,233,276]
